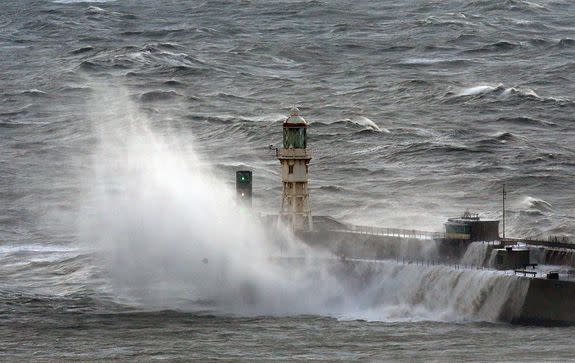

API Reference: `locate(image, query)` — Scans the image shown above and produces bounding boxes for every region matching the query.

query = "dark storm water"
[1,0,575,360]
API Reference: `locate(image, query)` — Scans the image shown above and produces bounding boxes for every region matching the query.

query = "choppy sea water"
[1,0,575,361]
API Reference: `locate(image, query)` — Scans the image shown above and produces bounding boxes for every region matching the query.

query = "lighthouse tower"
[277,106,313,231]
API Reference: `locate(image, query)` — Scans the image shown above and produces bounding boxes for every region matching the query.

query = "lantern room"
[283,106,307,149]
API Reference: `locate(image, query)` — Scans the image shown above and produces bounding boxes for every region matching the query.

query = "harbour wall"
[298,230,575,325]
[540,247,575,267]
[515,277,575,325]
[298,230,445,261]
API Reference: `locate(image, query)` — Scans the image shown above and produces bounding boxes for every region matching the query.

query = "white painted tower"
[277,106,313,231]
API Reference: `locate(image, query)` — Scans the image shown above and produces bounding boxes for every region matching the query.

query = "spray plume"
[79,83,529,322]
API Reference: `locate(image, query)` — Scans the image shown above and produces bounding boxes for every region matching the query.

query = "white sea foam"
[341,116,388,132]
[354,116,386,132]
[522,196,553,211]
[0,244,76,254]
[455,84,543,99]
[456,84,504,97]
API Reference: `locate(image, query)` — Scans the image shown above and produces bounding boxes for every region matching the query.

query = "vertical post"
[502,183,506,239]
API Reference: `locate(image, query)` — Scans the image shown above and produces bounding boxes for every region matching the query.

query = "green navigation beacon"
[236,170,252,207]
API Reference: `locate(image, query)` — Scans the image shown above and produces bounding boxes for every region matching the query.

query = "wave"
[139,90,183,102]
[0,105,32,117]
[465,0,548,13]
[445,84,570,105]
[78,60,107,72]
[352,116,386,132]
[187,113,285,125]
[19,89,49,97]
[527,38,552,47]
[418,14,474,28]
[464,41,520,54]
[318,185,345,193]
[329,117,389,133]
[0,243,77,255]
[77,44,209,77]
[70,46,95,55]
[398,58,473,67]
[85,5,108,15]
[251,259,530,323]
[156,65,208,77]
[557,38,575,48]
[452,84,506,97]
[56,86,93,97]
[521,196,553,212]
[120,28,188,38]
[476,131,518,146]
[450,33,479,43]
[385,141,482,162]
[493,131,516,142]
[157,81,185,90]
[495,116,557,128]
[77,85,536,323]
[377,45,415,53]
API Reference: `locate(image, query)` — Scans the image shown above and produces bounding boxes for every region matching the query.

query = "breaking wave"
[72,82,529,323]
[521,196,553,212]
[446,83,572,105]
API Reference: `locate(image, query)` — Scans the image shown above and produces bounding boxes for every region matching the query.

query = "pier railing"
[338,224,445,240]
[346,256,546,278]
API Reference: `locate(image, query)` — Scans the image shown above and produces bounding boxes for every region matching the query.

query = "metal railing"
[335,223,445,240]
[350,256,543,278]
[276,148,312,159]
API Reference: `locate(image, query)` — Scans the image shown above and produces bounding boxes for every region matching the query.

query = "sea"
[1,0,575,361]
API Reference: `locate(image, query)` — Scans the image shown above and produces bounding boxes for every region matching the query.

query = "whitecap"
[401,58,443,65]
[501,87,540,98]
[455,84,504,97]
[353,116,384,132]
[341,116,389,132]
[521,196,553,212]
[0,244,76,254]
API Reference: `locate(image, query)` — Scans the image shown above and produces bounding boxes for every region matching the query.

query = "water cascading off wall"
[460,242,491,267]
[78,83,530,322]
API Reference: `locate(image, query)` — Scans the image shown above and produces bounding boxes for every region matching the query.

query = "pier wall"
[516,277,575,325]
[298,230,575,325]
[542,248,575,268]
[298,230,468,261]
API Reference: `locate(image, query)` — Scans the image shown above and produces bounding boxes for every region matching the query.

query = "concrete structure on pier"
[277,107,313,231]
[444,212,499,241]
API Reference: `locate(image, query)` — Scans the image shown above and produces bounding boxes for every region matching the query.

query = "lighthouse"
[277,106,313,231]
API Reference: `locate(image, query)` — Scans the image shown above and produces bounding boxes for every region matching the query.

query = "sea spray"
[333,260,530,322]
[460,242,490,267]
[78,84,349,314]
[78,83,529,322]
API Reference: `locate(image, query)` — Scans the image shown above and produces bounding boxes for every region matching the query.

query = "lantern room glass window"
[283,126,306,148]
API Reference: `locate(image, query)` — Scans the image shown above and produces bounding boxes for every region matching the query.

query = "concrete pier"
[515,277,575,325]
